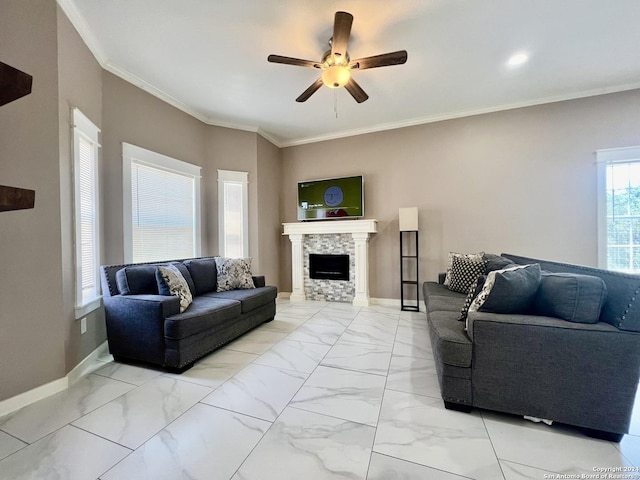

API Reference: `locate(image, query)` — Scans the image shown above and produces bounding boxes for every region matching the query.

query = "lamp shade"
[399,207,418,231]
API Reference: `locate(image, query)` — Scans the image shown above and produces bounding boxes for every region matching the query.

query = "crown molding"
[56,1,640,150]
[277,81,640,147]
[57,0,108,65]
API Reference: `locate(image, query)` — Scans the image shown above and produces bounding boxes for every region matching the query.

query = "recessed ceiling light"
[507,52,529,67]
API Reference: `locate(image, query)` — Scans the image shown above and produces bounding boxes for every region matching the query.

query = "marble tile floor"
[0,300,638,480]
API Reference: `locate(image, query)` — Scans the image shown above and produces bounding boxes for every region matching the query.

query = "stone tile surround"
[303,233,355,302]
[283,219,377,306]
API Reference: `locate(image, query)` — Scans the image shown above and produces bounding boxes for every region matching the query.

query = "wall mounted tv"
[297,175,364,221]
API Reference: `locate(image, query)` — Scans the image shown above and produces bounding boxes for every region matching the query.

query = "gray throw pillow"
[533,272,607,323]
[483,253,515,274]
[115,265,159,295]
[215,257,256,292]
[470,263,541,314]
[184,258,218,295]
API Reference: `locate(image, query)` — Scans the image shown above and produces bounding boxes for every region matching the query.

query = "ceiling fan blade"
[331,11,353,62]
[296,78,324,102]
[267,55,321,68]
[350,50,408,70]
[344,78,369,103]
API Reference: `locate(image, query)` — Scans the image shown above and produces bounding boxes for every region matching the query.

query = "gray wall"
[0,0,65,401]
[280,89,640,299]
[57,5,105,374]
[2,1,638,402]
[101,71,209,264]
[256,136,282,284]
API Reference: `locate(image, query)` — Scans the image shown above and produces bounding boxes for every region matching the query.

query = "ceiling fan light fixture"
[322,64,351,88]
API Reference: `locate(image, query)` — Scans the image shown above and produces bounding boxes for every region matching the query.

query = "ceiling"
[59,0,640,147]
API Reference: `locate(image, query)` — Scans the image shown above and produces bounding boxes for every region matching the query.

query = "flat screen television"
[297,175,364,221]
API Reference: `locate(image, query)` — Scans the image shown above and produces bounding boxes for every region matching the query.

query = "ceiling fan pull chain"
[334,89,339,118]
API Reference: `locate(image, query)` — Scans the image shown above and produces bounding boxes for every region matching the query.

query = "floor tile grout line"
[494,457,560,477]
[0,375,138,446]
[228,304,350,479]
[68,423,134,452]
[369,451,479,480]
[479,410,508,480]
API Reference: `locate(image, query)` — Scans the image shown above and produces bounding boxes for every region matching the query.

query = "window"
[73,108,101,316]
[218,170,248,258]
[123,143,201,263]
[597,146,640,272]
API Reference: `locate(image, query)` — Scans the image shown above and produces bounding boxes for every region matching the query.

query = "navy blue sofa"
[100,257,277,371]
[423,253,640,442]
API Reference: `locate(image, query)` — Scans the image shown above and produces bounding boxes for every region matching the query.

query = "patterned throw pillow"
[459,275,486,321]
[448,255,487,293]
[157,264,193,313]
[215,257,256,292]
[444,251,484,286]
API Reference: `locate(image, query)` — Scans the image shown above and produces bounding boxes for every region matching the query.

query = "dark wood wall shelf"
[0,61,33,107]
[1,61,35,212]
[0,185,35,212]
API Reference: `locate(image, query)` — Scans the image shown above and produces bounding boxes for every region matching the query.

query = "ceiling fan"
[267,11,408,103]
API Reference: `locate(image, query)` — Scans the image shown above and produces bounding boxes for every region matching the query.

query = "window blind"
[218,170,249,258]
[73,108,101,313]
[78,136,97,300]
[131,162,196,262]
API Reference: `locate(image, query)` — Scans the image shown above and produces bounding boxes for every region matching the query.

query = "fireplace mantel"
[283,220,377,306]
[283,219,377,236]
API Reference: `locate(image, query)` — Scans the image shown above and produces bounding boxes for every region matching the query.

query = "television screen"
[297,175,364,221]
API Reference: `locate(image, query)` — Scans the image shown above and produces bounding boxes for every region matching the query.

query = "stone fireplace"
[283,219,377,306]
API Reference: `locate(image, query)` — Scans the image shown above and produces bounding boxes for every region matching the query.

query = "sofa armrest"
[252,275,266,288]
[103,294,180,365]
[468,311,640,434]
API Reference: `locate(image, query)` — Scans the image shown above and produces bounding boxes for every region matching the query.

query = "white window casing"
[596,145,640,272]
[72,108,101,317]
[123,143,202,263]
[218,170,249,258]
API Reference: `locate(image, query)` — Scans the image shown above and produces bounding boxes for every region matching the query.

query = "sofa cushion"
[448,255,486,294]
[428,311,473,367]
[423,282,466,313]
[204,286,277,314]
[215,257,255,292]
[444,251,484,286]
[533,272,607,324]
[483,253,515,274]
[164,296,241,339]
[470,264,541,314]
[156,265,193,313]
[183,258,218,295]
[116,265,159,295]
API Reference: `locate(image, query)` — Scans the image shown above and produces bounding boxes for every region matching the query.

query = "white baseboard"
[67,341,110,385]
[0,341,109,418]
[0,377,69,418]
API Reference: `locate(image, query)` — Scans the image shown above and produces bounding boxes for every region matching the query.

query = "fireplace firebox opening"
[309,254,349,281]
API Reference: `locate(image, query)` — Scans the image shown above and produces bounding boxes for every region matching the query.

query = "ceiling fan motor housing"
[267,11,407,103]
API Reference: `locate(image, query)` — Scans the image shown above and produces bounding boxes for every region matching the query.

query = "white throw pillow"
[215,257,256,292]
[157,264,193,313]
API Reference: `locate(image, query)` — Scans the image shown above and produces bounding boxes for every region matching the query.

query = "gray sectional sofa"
[100,257,277,371]
[423,253,640,442]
